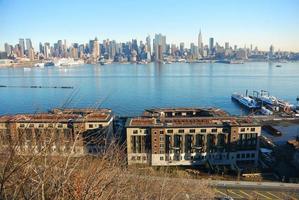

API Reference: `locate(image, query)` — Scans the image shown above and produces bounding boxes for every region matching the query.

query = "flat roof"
[127,116,259,128]
[0,111,112,123]
[143,107,229,117]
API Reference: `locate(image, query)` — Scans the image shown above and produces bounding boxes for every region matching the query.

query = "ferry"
[231,92,260,109]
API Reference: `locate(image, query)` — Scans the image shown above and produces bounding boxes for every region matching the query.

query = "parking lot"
[215,188,299,199]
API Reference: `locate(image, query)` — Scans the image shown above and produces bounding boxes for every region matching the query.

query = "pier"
[0,85,74,89]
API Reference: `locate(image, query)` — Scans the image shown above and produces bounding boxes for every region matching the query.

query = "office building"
[26,38,33,51]
[209,38,214,54]
[198,30,203,55]
[19,38,25,57]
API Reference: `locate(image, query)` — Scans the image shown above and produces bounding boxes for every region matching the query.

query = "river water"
[0,62,299,116]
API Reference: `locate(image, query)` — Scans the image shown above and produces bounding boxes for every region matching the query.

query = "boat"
[231,92,260,109]
[275,65,282,67]
[259,94,278,106]
[44,62,55,67]
[260,106,273,115]
[34,63,45,68]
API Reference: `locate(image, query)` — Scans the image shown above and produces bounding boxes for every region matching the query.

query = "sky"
[0,0,299,51]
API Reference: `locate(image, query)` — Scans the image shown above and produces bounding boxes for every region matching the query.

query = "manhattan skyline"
[0,0,299,52]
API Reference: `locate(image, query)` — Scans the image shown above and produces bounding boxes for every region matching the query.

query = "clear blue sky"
[0,0,298,51]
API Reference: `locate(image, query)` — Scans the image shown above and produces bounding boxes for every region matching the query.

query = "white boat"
[232,93,260,109]
[261,106,273,115]
[260,95,278,106]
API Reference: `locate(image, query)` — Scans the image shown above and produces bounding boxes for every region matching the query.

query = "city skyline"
[0,0,299,52]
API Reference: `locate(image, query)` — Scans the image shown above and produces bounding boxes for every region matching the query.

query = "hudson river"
[0,62,299,116]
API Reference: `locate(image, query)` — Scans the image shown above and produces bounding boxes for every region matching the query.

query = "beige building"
[126,108,261,168]
[0,108,113,156]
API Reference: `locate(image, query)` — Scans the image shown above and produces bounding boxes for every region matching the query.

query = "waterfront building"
[0,109,114,156]
[126,108,260,168]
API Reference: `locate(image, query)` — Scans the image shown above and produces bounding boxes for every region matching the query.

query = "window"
[143,156,147,160]
[160,144,164,148]
[48,124,53,128]
[246,153,250,158]
[20,124,25,128]
[160,156,164,160]
[133,130,138,134]
[178,129,184,133]
[167,129,173,133]
[190,129,195,133]
[159,150,164,154]
[29,124,34,128]
[251,153,255,158]
[250,128,255,132]
[131,156,136,160]
[211,128,217,133]
[58,124,63,128]
[159,135,164,141]
[237,154,240,158]
[200,129,206,133]
[160,130,163,134]
[39,124,44,128]
[241,154,245,158]
[240,128,245,132]
[89,124,93,128]
[137,156,141,160]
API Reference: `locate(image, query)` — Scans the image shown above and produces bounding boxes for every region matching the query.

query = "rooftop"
[143,107,229,118]
[127,116,258,128]
[0,109,112,123]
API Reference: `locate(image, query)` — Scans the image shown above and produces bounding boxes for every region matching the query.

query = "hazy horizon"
[1,0,299,52]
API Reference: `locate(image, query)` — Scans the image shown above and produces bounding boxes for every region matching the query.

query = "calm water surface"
[0,62,299,116]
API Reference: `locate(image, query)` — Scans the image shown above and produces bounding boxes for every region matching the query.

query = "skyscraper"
[26,38,32,51]
[92,37,100,60]
[153,33,166,61]
[4,43,11,55]
[146,35,151,54]
[39,42,43,54]
[225,42,229,50]
[269,45,274,59]
[209,38,214,55]
[28,48,35,60]
[198,30,203,55]
[19,39,25,57]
